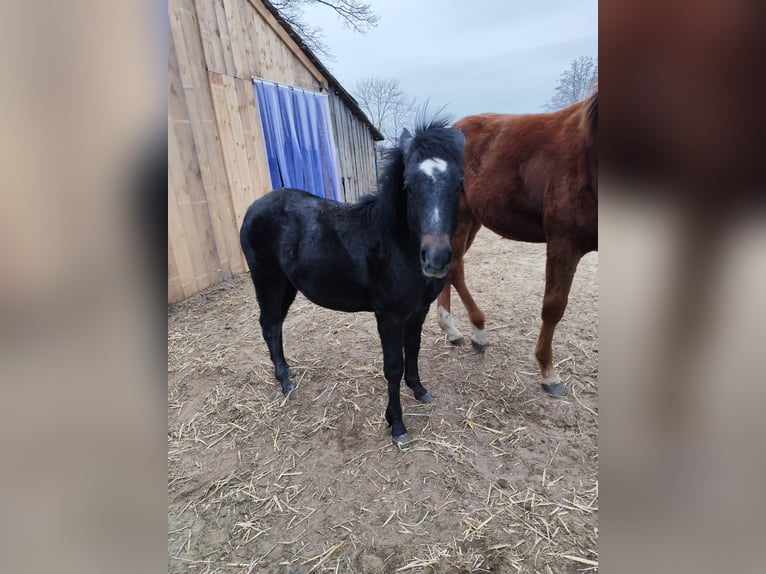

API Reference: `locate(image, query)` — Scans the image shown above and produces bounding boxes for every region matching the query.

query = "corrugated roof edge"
[261,0,385,141]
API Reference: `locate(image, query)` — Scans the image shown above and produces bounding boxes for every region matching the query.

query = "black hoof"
[416,391,434,404]
[541,381,567,396]
[392,433,411,450]
[283,386,297,400]
[471,340,486,353]
[449,336,465,347]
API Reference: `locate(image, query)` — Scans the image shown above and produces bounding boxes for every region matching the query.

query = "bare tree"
[544,56,598,111]
[269,0,379,59]
[353,77,416,147]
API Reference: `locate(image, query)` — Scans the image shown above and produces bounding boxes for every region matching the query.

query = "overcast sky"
[302,0,598,119]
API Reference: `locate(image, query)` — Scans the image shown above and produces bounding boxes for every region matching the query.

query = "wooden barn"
[168,0,384,303]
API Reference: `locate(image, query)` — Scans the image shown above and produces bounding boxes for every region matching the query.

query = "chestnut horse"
[436,92,597,396]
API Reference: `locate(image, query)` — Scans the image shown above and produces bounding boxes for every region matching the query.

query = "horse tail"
[579,88,598,145]
[239,204,259,275]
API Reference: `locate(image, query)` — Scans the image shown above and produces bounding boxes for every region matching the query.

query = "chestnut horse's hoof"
[541,382,567,396]
[449,336,465,347]
[471,340,486,354]
[392,433,411,450]
[416,391,434,404]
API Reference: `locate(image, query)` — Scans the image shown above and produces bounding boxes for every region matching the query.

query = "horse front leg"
[436,275,464,346]
[376,315,408,448]
[535,239,582,396]
[437,200,481,346]
[404,306,434,404]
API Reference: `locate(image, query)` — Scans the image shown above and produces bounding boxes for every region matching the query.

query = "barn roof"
[261,0,385,142]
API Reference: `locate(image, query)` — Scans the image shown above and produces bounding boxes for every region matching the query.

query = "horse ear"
[399,128,413,153]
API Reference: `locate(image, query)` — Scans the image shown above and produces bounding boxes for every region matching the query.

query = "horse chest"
[371,256,441,312]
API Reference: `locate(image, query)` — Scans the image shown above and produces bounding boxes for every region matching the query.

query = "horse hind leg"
[252,270,297,399]
[281,284,298,377]
[535,240,582,396]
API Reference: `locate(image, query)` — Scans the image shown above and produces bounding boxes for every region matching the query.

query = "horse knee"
[384,365,404,384]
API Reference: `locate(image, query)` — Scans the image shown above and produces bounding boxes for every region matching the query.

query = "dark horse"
[436,92,597,396]
[240,117,465,448]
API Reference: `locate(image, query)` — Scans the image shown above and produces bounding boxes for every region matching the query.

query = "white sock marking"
[437,305,463,341]
[472,328,487,347]
[418,157,448,179]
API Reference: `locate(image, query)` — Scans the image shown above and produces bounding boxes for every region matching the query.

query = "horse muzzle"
[420,234,452,278]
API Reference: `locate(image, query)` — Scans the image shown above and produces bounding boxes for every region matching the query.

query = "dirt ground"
[168,229,598,573]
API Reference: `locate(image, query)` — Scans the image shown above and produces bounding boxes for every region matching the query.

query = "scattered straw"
[168,232,598,573]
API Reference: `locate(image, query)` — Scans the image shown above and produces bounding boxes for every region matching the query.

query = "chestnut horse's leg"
[437,205,483,347]
[453,217,486,351]
[437,272,464,345]
[437,258,466,346]
[535,239,582,396]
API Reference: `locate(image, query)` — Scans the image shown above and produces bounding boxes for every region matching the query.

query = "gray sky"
[302,0,598,118]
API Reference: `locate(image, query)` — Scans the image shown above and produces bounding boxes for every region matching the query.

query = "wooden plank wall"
[168,0,378,302]
[328,91,378,202]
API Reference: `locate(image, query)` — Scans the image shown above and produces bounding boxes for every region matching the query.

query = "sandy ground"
[168,228,598,573]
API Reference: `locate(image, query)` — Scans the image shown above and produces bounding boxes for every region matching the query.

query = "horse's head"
[399,124,465,279]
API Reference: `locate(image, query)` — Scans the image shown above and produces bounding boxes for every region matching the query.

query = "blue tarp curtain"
[253,78,342,201]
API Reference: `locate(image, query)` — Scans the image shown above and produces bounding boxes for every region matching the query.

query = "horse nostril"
[420,248,428,264]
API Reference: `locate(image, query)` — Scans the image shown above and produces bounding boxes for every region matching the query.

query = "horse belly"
[479,208,546,243]
[286,257,373,313]
[298,280,373,313]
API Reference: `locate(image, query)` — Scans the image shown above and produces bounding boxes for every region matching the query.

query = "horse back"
[240,188,378,312]
[455,100,597,247]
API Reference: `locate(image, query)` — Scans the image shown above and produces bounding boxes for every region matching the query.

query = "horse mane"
[579,87,598,146]
[354,114,459,236]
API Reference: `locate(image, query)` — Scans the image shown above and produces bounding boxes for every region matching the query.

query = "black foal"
[240,116,465,448]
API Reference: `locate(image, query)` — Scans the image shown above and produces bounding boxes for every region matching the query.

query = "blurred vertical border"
[600,0,766,572]
[0,0,168,572]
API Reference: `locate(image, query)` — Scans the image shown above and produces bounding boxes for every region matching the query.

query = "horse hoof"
[449,336,465,347]
[283,387,297,400]
[417,391,434,404]
[541,382,567,396]
[392,433,411,450]
[471,340,486,353]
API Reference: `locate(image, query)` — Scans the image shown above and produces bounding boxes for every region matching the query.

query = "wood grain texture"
[168,0,378,301]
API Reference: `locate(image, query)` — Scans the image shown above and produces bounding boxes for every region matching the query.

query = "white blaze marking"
[437,305,463,341]
[471,328,487,347]
[430,206,441,227]
[418,157,448,179]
